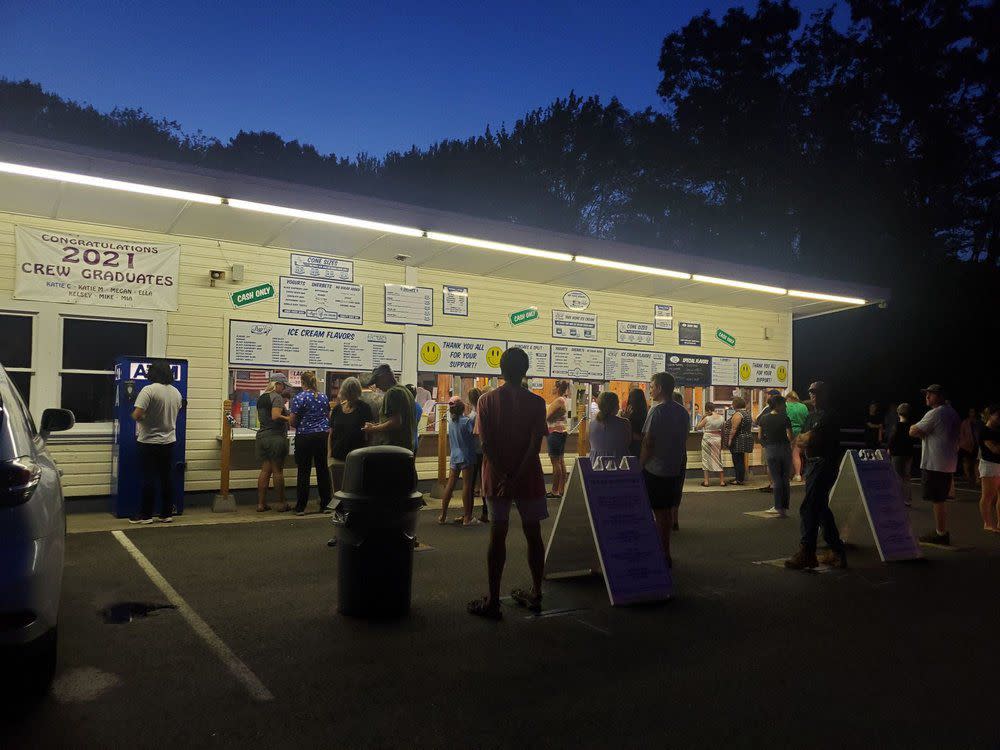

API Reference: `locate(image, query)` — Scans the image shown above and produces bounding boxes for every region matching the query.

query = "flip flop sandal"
[510,588,542,613]
[437,517,449,525]
[276,504,291,512]
[467,597,502,621]
[256,505,271,512]
[700,482,710,487]
[463,518,482,526]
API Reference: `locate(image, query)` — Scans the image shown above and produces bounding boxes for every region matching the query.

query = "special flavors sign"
[14,226,180,311]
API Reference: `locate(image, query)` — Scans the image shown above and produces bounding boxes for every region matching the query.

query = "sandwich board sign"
[545,456,673,604]
[828,449,923,562]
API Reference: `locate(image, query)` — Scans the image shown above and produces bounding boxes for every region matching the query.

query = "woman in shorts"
[545,380,571,498]
[978,405,1000,533]
[440,396,478,526]
[255,374,291,512]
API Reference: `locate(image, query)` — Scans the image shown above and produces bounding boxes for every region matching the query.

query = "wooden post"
[431,402,448,499]
[578,415,590,457]
[212,399,237,512]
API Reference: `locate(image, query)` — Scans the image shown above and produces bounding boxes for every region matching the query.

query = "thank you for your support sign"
[15,226,180,311]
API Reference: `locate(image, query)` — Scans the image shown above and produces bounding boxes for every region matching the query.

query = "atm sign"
[231,282,275,308]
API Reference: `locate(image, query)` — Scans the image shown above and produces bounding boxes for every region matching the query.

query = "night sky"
[1,0,843,158]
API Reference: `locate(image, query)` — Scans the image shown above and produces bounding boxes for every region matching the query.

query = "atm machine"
[110,356,189,518]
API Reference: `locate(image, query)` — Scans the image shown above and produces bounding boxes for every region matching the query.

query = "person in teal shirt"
[786,390,810,482]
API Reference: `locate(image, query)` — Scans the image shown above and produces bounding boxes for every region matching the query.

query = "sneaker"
[817,549,847,569]
[792,475,802,482]
[128,517,154,525]
[157,516,173,523]
[919,531,950,545]
[762,507,781,516]
[784,546,818,569]
[295,510,306,516]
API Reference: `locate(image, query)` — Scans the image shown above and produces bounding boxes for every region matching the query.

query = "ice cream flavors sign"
[14,225,180,311]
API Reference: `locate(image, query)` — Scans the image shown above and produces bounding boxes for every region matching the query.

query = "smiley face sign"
[776,365,787,383]
[486,346,503,368]
[420,340,441,365]
[739,362,752,382]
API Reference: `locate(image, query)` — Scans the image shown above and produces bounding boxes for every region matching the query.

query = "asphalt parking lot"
[3,485,999,749]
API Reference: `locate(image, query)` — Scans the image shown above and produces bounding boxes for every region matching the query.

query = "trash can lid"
[336,445,418,501]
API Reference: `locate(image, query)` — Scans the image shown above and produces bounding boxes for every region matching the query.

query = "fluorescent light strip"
[575,255,690,279]
[426,231,573,261]
[0,160,223,204]
[227,198,424,237]
[788,290,866,305]
[691,274,787,295]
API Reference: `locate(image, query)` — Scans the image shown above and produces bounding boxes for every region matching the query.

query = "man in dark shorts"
[910,384,961,545]
[467,348,549,620]
[639,371,689,567]
[785,381,848,569]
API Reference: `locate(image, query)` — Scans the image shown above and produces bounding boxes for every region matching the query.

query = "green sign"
[231,282,275,308]
[716,328,736,347]
[510,307,539,326]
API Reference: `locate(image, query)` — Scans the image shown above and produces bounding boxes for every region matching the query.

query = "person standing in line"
[439,396,479,526]
[756,395,793,517]
[129,360,183,524]
[467,387,488,523]
[545,380,571,499]
[785,391,809,482]
[784,381,848,569]
[467,348,549,620]
[290,371,332,515]
[359,377,385,420]
[329,376,373,491]
[406,385,422,455]
[977,405,1000,533]
[361,364,416,452]
[254,374,291,513]
[864,402,883,449]
[883,403,899,448]
[587,391,632,463]
[622,387,648,457]
[910,384,961,545]
[726,396,753,485]
[887,403,915,507]
[696,402,726,487]
[640,372,689,567]
[959,407,981,487]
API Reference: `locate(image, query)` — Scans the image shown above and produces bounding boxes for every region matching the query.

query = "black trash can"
[332,446,424,617]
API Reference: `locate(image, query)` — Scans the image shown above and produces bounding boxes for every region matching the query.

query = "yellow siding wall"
[0,210,790,497]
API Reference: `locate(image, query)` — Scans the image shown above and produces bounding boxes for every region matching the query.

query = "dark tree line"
[0,0,996,409]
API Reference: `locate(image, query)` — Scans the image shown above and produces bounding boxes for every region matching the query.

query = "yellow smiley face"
[486,346,503,368]
[420,341,441,365]
[776,365,787,383]
[739,363,752,381]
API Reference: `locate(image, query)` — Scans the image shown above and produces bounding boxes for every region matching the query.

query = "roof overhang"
[0,132,888,319]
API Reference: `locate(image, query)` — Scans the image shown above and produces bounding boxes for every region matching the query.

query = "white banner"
[417,334,505,374]
[229,320,402,372]
[738,358,789,388]
[278,276,363,325]
[15,225,180,310]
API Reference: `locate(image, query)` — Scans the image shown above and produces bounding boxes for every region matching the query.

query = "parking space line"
[111,530,274,702]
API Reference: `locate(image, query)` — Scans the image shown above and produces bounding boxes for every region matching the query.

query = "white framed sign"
[442,285,469,316]
[604,349,665,382]
[507,341,552,378]
[738,358,789,388]
[14,225,180,311]
[551,344,605,380]
[289,253,354,282]
[384,284,433,326]
[278,276,363,325]
[654,304,674,330]
[553,310,598,341]
[229,320,402,372]
[616,320,654,346]
[563,290,591,310]
[711,356,739,386]
[417,334,505,375]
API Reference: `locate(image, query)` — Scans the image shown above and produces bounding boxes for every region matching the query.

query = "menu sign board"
[508,341,552,378]
[738,358,789,388]
[604,349,665,383]
[278,277,363,325]
[664,353,712,386]
[417,335,505,375]
[654,304,674,330]
[551,344,605,380]
[385,284,433,326]
[678,321,702,346]
[442,285,469,316]
[289,253,354,282]
[711,356,739,386]
[617,320,654,346]
[552,310,598,341]
[229,320,402,372]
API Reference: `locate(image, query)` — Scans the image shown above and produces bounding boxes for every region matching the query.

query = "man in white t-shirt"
[130,361,183,524]
[910,384,961,545]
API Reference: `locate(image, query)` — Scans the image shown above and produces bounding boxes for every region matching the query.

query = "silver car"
[0,363,74,695]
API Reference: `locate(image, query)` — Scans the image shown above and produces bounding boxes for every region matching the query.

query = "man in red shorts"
[467,347,549,620]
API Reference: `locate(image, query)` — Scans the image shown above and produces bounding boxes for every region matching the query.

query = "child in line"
[439,396,479,526]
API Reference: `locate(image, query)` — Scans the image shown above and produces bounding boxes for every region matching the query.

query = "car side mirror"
[40,408,75,440]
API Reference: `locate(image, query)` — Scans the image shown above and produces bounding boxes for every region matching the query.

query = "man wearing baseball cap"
[910,384,961,545]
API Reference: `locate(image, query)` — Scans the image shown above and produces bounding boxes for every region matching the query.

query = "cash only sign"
[14,226,181,311]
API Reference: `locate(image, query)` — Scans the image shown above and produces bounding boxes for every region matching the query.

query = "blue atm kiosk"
[111,356,188,518]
